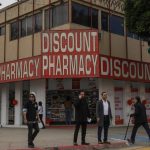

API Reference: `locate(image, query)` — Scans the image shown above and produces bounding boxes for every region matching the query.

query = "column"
[124,82,131,125]
[30,79,46,123]
[15,82,22,126]
[1,84,9,126]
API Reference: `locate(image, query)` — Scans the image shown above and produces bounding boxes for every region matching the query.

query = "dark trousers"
[131,122,150,143]
[28,122,40,145]
[73,122,87,143]
[39,114,45,128]
[98,115,109,142]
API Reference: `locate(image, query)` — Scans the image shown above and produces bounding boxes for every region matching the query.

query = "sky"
[0,0,17,9]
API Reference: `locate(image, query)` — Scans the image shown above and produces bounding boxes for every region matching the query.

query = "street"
[0,126,149,150]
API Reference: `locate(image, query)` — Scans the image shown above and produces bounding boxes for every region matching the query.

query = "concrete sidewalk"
[0,126,149,150]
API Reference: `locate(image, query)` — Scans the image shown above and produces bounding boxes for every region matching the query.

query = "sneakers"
[98,141,103,144]
[73,142,78,146]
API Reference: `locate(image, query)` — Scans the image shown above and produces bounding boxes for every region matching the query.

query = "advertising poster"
[114,87,123,125]
[145,88,150,123]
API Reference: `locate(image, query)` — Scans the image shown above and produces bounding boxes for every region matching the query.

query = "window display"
[46,90,98,125]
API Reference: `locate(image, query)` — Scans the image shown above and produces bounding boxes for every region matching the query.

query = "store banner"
[0,56,41,83]
[41,30,99,78]
[100,55,150,82]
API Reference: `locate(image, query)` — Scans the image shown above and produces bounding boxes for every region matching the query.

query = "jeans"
[65,109,72,125]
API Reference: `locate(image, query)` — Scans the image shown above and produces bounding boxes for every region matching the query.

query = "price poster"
[130,88,139,124]
[145,88,150,123]
[114,87,123,125]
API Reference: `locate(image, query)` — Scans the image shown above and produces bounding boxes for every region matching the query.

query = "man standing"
[73,90,90,146]
[96,92,112,144]
[128,96,150,144]
[23,92,40,148]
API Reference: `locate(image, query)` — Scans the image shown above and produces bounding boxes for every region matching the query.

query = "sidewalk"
[0,126,149,150]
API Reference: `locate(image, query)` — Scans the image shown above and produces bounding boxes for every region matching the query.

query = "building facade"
[0,0,150,127]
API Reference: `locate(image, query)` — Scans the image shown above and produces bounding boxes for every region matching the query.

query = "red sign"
[0,30,99,83]
[100,55,150,82]
[0,56,41,83]
[41,30,99,78]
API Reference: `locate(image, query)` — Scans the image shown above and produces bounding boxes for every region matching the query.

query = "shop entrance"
[46,90,98,125]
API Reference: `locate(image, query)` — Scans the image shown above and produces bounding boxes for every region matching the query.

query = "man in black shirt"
[23,92,40,148]
[128,96,150,144]
[73,90,90,146]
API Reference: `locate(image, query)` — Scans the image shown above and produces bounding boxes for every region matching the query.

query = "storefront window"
[110,15,124,36]
[101,11,109,31]
[0,26,5,36]
[10,21,19,40]
[46,79,98,125]
[8,83,15,125]
[52,3,68,27]
[20,18,26,37]
[27,16,33,35]
[92,8,98,29]
[45,3,68,29]
[72,2,98,28]
[34,13,42,33]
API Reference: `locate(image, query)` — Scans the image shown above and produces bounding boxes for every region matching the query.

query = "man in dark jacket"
[128,96,150,144]
[23,92,40,148]
[96,92,112,144]
[73,90,90,146]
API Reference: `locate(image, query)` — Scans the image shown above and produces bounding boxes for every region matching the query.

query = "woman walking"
[38,101,45,129]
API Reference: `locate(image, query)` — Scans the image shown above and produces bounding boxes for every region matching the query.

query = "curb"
[9,141,128,150]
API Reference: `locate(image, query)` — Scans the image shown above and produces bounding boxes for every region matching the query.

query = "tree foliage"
[124,0,150,39]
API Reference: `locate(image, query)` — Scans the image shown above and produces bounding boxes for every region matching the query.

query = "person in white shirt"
[96,92,112,144]
[38,101,45,129]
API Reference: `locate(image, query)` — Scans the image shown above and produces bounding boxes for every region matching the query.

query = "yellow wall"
[34,33,41,56]
[127,38,141,61]
[6,6,18,21]
[19,36,32,59]
[142,41,150,63]
[34,0,49,10]
[0,36,5,63]
[111,34,126,58]
[0,0,149,66]
[5,24,17,61]
[0,12,5,24]
[100,31,110,55]
[19,0,33,16]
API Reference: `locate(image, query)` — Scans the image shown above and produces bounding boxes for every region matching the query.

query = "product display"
[46,90,98,125]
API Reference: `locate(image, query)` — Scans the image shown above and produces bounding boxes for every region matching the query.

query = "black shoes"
[103,141,111,144]
[127,138,134,144]
[28,142,34,148]
[81,142,90,145]
[73,142,90,146]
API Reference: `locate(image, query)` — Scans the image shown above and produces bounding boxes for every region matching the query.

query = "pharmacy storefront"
[0,29,150,127]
